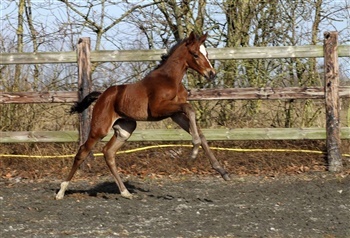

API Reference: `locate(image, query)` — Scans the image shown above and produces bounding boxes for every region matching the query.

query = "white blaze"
[199,45,213,68]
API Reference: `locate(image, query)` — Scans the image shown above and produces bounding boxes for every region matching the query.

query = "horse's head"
[185,31,216,80]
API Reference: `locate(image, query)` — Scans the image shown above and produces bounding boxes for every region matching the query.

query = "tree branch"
[58,0,101,32]
[103,1,163,33]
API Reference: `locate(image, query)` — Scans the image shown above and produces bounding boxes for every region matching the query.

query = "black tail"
[70,91,102,114]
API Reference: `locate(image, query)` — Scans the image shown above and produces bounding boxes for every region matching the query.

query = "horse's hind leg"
[171,112,230,181]
[56,136,100,200]
[103,119,137,199]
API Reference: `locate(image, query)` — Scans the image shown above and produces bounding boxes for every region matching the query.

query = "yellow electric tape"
[0,144,349,158]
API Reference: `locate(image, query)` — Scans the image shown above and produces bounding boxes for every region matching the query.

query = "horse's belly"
[118,100,149,121]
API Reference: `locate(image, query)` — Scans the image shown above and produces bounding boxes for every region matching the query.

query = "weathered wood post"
[77,37,94,168]
[324,31,343,172]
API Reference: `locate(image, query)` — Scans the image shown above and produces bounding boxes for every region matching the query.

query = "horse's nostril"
[209,70,216,80]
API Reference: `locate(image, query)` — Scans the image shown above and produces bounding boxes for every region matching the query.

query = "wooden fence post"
[324,31,343,172]
[77,37,94,168]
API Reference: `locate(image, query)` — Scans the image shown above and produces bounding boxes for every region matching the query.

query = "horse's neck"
[160,49,188,84]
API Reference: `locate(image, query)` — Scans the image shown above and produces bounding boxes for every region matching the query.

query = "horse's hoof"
[190,154,198,160]
[121,190,133,200]
[222,173,231,181]
[55,194,64,200]
[190,150,199,160]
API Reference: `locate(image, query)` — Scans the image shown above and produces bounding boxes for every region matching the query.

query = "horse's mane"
[155,38,186,69]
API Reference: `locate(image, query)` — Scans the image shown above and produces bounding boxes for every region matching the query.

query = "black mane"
[155,39,186,69]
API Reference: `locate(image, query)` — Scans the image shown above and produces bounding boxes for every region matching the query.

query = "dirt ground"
[1,140,350,237]
[1,173,350,238]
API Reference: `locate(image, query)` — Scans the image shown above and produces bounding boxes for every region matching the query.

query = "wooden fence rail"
[1,87,349,103]
[1,128,350,143]
[1,45,350,64]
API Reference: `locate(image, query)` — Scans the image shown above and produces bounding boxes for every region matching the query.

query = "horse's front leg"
[172,105,201,159]
[198,129,230,181]
[171,111,230,181]
[171,104,230,180]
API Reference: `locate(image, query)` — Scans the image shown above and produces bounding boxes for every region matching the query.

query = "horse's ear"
[186,31,197,45]
[199,32,208,44]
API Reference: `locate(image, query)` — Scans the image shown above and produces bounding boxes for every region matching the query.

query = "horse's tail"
[70,91,102,114]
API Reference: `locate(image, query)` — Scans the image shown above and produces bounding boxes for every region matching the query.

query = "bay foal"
[56,32,229,200]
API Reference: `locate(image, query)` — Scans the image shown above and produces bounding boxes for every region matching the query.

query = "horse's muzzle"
[205,69,216,80]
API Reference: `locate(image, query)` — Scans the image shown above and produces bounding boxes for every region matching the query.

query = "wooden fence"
[1,31,350,171]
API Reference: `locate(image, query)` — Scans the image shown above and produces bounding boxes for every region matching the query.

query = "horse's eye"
[193,53,199,59]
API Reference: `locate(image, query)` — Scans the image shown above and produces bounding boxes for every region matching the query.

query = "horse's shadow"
[60,181,148,199]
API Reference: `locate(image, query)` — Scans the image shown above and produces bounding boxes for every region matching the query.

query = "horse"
[56,31,230,200]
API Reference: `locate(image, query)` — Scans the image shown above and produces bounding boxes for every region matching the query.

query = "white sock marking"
[56,181,70,200]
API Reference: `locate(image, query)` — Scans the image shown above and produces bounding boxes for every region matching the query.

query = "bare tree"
[14,0,25,91]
